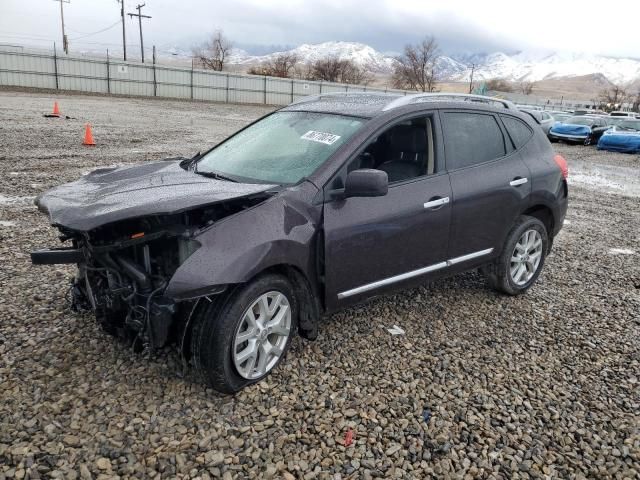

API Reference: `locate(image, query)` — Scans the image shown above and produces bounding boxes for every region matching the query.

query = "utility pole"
[468,63,475,94]
[128,3,151,63]
[118,0,126,60]
[53,0,70,54]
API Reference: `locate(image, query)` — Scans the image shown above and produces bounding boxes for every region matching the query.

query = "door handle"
[424,196,450,209]
[510,177,528,187]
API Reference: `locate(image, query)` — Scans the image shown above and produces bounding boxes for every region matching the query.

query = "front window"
[197,111,365,184]
[615,120,640,131]
[565,116,595,126]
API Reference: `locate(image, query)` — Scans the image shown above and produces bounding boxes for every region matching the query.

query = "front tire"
[484,216,548,295]
[191,274,298,394]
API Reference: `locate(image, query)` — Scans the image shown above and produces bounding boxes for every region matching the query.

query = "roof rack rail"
[382,93,516,111]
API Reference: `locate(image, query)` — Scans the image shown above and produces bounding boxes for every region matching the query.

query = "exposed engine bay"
[32,174,272,353]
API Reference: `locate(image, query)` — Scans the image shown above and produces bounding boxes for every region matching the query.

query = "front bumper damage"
[32,220,213,353]
[31,158,277,353]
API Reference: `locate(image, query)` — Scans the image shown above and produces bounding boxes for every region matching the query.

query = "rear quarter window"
[501,116,533,150]
[441,112,506,170]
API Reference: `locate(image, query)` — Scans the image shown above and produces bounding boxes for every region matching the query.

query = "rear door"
[441,110,531,260]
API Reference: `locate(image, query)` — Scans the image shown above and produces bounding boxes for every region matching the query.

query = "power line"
[68,20,121,41]
[128,3,151,63]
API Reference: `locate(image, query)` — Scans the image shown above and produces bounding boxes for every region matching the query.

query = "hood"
[35,159,277,231]
[551,123,592,135]
[598,129,640,152]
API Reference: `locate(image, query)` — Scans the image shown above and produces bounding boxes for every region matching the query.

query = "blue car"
[548,116,610,145]
[597,119,640,153]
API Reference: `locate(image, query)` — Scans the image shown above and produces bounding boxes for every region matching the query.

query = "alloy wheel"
[510,229,543,286]
[232,291,291,380]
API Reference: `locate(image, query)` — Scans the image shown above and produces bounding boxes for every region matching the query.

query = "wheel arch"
[250,263,321,340]
[521,204,555,252]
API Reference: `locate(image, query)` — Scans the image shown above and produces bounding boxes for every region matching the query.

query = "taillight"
[554,154,568,179]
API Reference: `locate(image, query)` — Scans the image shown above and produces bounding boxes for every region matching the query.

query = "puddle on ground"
[609,248,636,255]
[0,220,16,227]
[568,160,640,197]
[0,195,36,205]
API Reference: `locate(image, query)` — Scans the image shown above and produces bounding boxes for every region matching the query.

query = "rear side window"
[502,116,533,149]
[442,112,506,169]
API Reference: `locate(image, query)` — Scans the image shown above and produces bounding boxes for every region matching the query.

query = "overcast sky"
[2,0,639,58]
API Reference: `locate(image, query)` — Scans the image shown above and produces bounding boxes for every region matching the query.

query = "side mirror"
[344,169,388,198]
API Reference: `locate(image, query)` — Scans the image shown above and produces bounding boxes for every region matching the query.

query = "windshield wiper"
[193,169,238,182]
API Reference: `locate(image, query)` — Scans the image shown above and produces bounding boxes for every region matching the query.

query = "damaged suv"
[32,93,568,393]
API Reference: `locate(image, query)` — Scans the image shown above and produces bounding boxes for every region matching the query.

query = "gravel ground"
[0,91,639,479]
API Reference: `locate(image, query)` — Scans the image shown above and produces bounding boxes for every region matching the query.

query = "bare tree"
[338,61,374,85]
[485,78,514,93]
[391,36,440,92]
[248,53,299,78]
[306,56,373,85]
[307,56,345,82]
[599,84,629,110]
[192,30,232,71]
[520,80,535,95]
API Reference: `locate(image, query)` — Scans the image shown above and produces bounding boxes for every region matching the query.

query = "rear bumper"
[552,180,569,238]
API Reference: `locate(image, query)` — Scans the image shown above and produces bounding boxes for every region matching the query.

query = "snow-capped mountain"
[228,41,640,85]
[230,41,396,73]
[452,51,640,84]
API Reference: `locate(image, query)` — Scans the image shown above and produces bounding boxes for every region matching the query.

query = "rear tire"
[484,215,548,295]
[190,274,298,394]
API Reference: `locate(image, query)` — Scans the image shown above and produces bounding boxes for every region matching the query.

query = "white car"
[609,111,639,119]
[520,109,555,134]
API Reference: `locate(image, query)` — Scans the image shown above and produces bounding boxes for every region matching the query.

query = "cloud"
[2,0,639,58]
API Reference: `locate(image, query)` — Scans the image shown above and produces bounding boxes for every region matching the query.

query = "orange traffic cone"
[83,124,96,146]
[44,101,61,118]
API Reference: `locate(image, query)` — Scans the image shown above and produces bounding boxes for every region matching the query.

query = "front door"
[322,114,452,310]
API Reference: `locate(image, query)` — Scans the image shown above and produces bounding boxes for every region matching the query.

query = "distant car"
[548,115,610,145]
[515,104,543,111]
[550,112,572,124]
[520,109,555,134]
[609,111,638,118]
[597,119,640,153]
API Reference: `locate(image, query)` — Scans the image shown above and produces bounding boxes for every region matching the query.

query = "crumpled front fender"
[165,183,321,300]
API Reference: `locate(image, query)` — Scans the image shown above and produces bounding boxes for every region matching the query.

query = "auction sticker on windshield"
[301,130,341,145]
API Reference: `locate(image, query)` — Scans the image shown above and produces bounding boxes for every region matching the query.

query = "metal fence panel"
[320,83,348,94]
[26,47,603,107]
[58,75,107,93]
[0,70,56,89]
[229,75,264,104]
[109,79,154,96]
[293,80,321,96]
[2,51,51,74]
[57,57,108,93]
[1,47,602,108]
[156,66,190,86]
[155,66,191,99]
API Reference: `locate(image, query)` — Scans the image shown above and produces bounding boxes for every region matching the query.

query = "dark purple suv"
[32,93,569,393]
